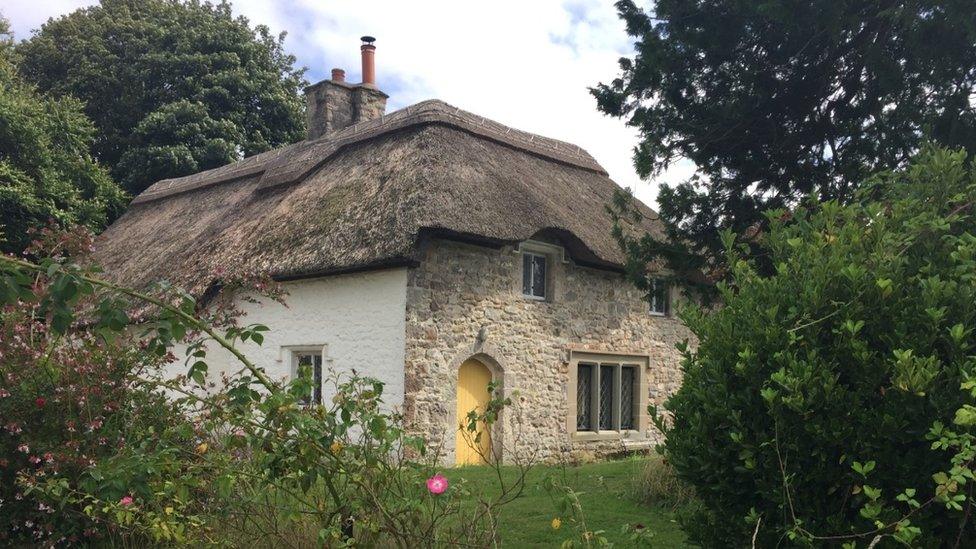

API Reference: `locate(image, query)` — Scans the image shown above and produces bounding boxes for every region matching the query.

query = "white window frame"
[649,277,670,316]
[516,240,567,302]
[285,345,327,406]
[567,350,649,441]
[521,251,548,300]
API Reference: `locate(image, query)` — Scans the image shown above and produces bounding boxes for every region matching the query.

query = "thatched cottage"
[93,39,691,464]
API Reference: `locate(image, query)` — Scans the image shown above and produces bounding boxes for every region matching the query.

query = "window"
[522,252,547,299]
[649,277,670,316]
[576,364,593,430]
[294,351,323,405]
[599,365,614,430]
[570,352,646,436]
[620,366,636,430]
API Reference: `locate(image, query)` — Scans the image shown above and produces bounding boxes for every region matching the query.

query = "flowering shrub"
[0,228,197,545]
[1,227,532,546]
[426,474,449,495]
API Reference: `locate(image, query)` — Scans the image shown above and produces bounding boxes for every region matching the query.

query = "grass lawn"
[455,457,688,547]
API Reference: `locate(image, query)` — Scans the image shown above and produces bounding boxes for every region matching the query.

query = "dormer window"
[522,252,547,300]
[649,277,670,316]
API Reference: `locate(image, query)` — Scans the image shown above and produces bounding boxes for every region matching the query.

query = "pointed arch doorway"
[455,358,493,465]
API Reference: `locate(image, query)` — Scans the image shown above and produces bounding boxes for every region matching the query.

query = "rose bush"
[1,227,532,546]
[0,228,199,545]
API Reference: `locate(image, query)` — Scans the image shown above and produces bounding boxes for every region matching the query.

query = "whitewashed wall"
[166,268,409,410]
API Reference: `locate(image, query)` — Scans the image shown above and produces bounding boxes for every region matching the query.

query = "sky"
[3,0,696,209]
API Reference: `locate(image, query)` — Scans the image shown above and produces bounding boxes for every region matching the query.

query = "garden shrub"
[0,228,197,545]
[0,227,532,546]
[660,147,976,547]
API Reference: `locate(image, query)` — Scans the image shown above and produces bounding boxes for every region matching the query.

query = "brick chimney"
[304,36,388,140]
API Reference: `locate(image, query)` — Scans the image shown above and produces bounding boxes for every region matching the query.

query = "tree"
[0,18,125,255]
[660,148,976,546]
[17,0,307,195]
[594,0,976,283]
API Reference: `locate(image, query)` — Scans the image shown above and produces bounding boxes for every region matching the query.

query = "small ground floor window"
[568,351,648,439]
[293,350,323,405]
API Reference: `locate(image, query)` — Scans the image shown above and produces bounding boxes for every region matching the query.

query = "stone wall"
[403,237,694,463]
[304,79,387,140]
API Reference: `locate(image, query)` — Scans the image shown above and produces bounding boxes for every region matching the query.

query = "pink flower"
[426,474,448,495]
[119,496,133,506]
[34,397,45,408]
[17,444,29,454]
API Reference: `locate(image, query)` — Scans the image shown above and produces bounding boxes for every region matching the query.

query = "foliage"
[17,0,307,195]
[0,227,194,545]
[595,0,976,285]
[658,147,976,546]
[0,227,533,546]
[202,372,530,548]
[0,18,125,255]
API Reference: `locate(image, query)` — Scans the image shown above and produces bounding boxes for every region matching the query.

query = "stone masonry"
[304,79,388,140]
[403,237,694,463]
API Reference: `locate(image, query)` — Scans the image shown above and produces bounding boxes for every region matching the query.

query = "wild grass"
[455,456,689,547]
[632,454,697,512]
[142,456,692,547]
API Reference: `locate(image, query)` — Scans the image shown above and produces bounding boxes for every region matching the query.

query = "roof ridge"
[131,99,607,205]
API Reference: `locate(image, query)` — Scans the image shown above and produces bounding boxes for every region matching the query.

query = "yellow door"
[455,359,492,465]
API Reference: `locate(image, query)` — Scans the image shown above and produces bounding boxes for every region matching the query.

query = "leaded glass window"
[296,352,323,405]
[620,366,636,430]
[576,364,592,430]
[573,356,645,433]
[599,365,614,430]
[522,252,547,299]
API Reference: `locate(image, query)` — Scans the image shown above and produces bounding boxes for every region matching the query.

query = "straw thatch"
[93,100,665,295]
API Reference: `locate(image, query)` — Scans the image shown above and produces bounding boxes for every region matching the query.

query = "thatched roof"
[93,100,665,295]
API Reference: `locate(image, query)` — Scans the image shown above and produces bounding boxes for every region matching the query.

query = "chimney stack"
[304,37,388,140]
[360,36,376,87]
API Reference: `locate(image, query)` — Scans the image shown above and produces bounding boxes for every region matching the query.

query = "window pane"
[532,255,547,297]
[312,354,322,405]
[522,254,533,296]
[650,278,669,315]
[620,366,635,430]
[298,353,323,405]
[576,364,592,430]
[599,365,614,430]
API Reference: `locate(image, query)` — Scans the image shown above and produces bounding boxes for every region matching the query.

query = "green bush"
[0,19,126,255]
[0,228,530,546]
[0,228,196,545]
[661,147,976,547]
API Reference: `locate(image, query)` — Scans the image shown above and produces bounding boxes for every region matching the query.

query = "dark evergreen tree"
[595,1,976,286]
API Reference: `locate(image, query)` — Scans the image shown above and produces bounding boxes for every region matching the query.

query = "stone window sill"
[571,430,643,442]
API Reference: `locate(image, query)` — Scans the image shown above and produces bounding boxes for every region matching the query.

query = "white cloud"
[4,0,698,208]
